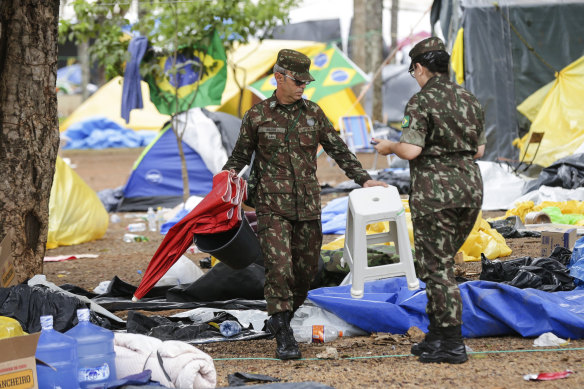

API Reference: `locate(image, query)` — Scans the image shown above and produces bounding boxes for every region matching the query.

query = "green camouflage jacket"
[223,92,371,220]
[400,74,486,219]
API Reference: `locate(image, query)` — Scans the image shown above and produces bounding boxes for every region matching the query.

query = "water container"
[35,315,79,389]
[219,320,242,337]
[66,309,116,388]
[147,207,157,231]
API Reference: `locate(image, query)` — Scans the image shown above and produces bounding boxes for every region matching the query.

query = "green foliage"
[59,0,295,80]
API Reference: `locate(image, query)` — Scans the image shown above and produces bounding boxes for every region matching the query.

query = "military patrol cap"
[408,37,447,60]
[276,49,315,83]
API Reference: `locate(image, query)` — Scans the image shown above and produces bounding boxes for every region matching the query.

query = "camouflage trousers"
[257,214,322,315]
[412,207,480,328]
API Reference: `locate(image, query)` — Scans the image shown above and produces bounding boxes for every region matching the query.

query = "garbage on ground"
[127,222,146,232]
[114,332,216,388]
[294,324,342,343]
[154,255,204,287]
[0,316,26,339]
[125,310,269,344]
[110,213,121,223]
[316,346,340,359]
[227,372,280,387]
[123,233,149,242]
[523,370,573,381]
[219,320,242,337]
[533,332,569,347]
[290,303,368,339]
[43,254,99,262]
[480,247,575,292]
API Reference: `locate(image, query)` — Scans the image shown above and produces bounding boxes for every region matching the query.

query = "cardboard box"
[0,333,41,389]
[0,231,17,288]
[541,228,577,257]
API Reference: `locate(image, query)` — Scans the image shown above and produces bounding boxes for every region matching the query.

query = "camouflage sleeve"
[399,94,428,147]
[317,109,371,186]
[222,110,256,172]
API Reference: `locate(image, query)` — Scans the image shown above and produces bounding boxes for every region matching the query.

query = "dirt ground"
[45,148,584,388]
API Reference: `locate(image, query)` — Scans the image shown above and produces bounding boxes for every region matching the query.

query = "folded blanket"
[114,332,216,388]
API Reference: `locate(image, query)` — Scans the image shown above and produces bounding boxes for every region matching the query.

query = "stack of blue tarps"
[62,117,157,149]
[308,277,584,339]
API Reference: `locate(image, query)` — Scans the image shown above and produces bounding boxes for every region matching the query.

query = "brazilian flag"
[248,44,368,103]
[146,30,227,115]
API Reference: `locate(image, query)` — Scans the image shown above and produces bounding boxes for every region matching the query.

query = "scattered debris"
[316,347,339,359]
[533,332,569,347]
[524,370,573,381]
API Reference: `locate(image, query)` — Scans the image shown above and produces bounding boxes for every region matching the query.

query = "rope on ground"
[213,346,584,361]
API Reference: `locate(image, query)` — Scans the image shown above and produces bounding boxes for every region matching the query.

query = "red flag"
[133,170,247,300]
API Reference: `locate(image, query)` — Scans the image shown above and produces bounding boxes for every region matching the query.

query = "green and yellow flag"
[248,44,369,103]
[146,31,227,115]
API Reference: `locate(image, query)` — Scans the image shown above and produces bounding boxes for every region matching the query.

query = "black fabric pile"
[523,153,584,194]
[480,246,575,292]
[488,216,541,238]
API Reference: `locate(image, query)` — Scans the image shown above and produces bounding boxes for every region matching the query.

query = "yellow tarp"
[47,157,109,249]
[322,200,510,262]
[515,56,584,167]
[492,200,584,227]
[209,40,365,128]
[451,28,465,85]
[59,76,170,132]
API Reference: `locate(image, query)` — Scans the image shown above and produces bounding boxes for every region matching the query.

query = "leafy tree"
[60,0,295,203]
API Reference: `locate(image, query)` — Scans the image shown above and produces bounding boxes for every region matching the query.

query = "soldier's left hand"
[363,179,388,188]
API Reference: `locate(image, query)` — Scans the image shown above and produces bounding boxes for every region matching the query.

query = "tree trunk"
[368,0,384,123]
[0,0,61,282]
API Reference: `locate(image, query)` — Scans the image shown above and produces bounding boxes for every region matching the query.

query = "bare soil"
[45,148,584,388]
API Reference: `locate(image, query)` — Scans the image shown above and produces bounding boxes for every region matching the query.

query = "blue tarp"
[308,277,584,339]
[62,117,157,149]
[321,196,349,234]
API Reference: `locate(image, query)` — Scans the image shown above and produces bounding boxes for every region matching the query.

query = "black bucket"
[193,213,263,269]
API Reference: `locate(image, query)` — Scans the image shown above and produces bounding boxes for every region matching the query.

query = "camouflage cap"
[408,37,447,60]
[276,49,315,83]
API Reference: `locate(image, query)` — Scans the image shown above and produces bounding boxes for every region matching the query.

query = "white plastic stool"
[341,186,420,298]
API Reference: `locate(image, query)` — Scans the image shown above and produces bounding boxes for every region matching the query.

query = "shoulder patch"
[401,115,411,128]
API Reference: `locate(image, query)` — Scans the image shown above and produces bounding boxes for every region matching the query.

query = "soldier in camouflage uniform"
[373,37,486,364]
[222,49,387,360]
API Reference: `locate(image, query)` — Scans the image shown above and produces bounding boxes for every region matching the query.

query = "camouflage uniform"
[401,43,485,328]
[223,50,371,315]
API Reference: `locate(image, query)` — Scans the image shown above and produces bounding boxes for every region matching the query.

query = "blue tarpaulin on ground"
[308,277,584,339]
[62,117,157,149]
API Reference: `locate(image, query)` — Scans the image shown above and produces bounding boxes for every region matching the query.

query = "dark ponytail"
[411,50,450,74]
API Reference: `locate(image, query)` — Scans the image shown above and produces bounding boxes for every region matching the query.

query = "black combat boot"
[419,325,468,364]
[266,311,301,360]
[411,323,442,356]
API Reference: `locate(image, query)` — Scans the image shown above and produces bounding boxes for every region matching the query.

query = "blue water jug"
[65,309,116,388]
[35,315,79,389]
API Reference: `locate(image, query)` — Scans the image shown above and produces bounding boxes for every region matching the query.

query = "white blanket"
[114,332,216,388]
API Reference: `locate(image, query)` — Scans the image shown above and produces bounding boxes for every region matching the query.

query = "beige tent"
[59,76,170,132]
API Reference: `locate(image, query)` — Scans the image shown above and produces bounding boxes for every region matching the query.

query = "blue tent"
[117,109,241,211]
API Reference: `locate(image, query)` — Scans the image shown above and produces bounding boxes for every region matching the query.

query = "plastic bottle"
[147,207,157,231]
[123,233,148,242]
[219,320,242,337]
[127,222,146,232]
[293,325,343,343]
[156,206,165,225]
[65,308,117,388]
[35,315,79,389]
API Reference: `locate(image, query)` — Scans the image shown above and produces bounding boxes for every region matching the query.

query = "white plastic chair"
[341,186,420,298]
